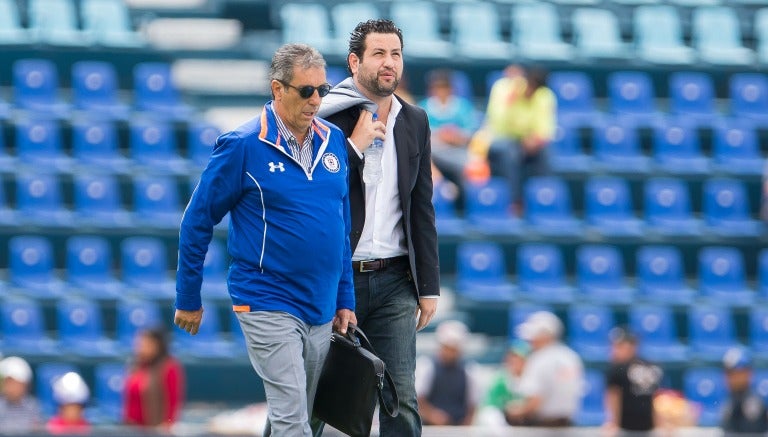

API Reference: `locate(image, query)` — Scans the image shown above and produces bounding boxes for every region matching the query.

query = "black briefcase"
[313,324,398,437]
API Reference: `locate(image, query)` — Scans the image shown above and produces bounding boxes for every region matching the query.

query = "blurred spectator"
[507,311,583,427]
[476,339,530,426]
[720,347,768,434]
[0,356,42,433]
[47,372,91,435]
[761,161,768,222]
[124,328,185,428]
[476,65,556,206]
[604,327,663,436]
[416,320,479,426]
[395,72,416,105]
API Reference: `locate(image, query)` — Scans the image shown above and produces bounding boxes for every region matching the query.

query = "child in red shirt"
[46,372,91,435]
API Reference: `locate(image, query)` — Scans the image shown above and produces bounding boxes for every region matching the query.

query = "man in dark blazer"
[317,19,440,436]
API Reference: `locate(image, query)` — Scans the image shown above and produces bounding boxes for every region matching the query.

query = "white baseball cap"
[516,311,563,341]
[52,372,90,405]
[0,356,33,384]
[436,320,469,349]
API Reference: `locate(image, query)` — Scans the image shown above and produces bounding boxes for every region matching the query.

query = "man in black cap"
[721,346,768,435]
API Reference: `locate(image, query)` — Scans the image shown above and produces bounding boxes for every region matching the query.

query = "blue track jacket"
[176,103,355,325]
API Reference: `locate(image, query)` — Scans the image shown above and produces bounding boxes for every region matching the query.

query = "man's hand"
[416,298,438,331]
[333,309,357,335]
[349,110,385,153]
[174,308,204,335]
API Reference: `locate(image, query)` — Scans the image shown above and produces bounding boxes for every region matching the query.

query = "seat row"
[436,176,764,238]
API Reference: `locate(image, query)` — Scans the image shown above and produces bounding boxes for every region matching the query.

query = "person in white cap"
[506,311,584,427]
[415,320,480,426]
[0,356,43,433]
[46,371,91,435]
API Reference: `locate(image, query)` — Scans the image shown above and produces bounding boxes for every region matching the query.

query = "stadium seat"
[576,244,635,304]
[749,308,768,361]
[57,298,119,358]
[758,9,768,64]
[73,174,133,228]
[0,0,32,44]
[456,241,516,302]
[173,300,236,358]
[15,118,73,172]
[683,368,727,427]
[81,0,144,47]
[629,305,689,363]
[116,299,162,350]
[0,298,59,356]
[592,119,651,173]
[607,71,663,126]
[331,3,381,56]
[12,58,70,117]
[92,363,127,423]
[463,178,522,235]
[390,2,452,58]
[133,62,195,120]
[523,176,582,236]
[188,122,221,169]
[567,304,614,362]
[652,119,710,174]
[584,176,644,236]
[129,120,188,174]
[511,3,574,60]
[0,126,16,171]
[132,175,182,229]
[636,245,696,305]
[693,7,754,65]
[703,178,762,236]
[0,176,16,225]
[548,122,593,173]
[120,236,176,299]
[634,5,695,64]
[516,243,575,304]
[644,177,702,236]
[547,71,603,127]
[71,120,131,174]
[689,306,740,362]
[574,369,606,426]
[201,239,230,301]
[279,2,334,54]
[8,235,66,298]
[729,73,768,124]
[66,235,124,299]
[668,72,720,123]
[451,2,513,60]
[572,8,628,60]
[698,247,755,307]
[15,173,73,227]
[71,61,131,119]
[36,363,78,417]
[28,0,87,46]
[753,369,768,403]
[712,120,765,175]
[760,249,768,300]
[432,180,467,237]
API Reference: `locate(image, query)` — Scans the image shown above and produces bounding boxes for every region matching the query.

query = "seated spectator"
[0,356,42,433]
[416,320,479,426]
[476,339,530,426]
[47,372,91,435]
[124,328,185,428]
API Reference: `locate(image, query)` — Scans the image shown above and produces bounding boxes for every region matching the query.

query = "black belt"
[352,256,408,273]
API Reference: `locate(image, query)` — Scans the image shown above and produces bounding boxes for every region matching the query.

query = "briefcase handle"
[346,324,400,418]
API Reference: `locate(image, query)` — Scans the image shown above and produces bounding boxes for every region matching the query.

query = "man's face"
[611,340,636,363]
[272,66,327,135]
[2,377,28,402]
[350,32,403,98]
[726,369,751,391]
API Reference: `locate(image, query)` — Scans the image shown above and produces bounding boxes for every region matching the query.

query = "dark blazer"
[322,95,440,297]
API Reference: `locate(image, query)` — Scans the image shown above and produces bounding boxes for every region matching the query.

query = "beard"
[359,69,400,97]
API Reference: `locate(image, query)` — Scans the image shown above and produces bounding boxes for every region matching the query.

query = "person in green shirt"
[477,340,530,426]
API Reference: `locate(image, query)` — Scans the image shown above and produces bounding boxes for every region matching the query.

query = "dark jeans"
[488,138,549,205]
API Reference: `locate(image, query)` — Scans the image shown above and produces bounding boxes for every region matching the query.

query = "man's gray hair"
[270,43,326,84]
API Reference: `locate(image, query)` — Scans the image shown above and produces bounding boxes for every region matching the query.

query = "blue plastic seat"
[15,118,73,172]
[81,0,144,47]
[36,363,78,417]
[523,176,582,236]
[133,175,182,229]
[636,245,696,305]
[0,299,59,356]
[0,173,16,225]
[280,2,334,54]
[729,73,768,124]
[73,174,133,228]
[0,124,16,171]
[760,249,768,300]
[689,306,740,362]
[57,298,119,358]
[574,369,606,426]
[633,5,695,64]
[115,299,162,351]
[643,177,702,236]
[8,235,66,298]
[71,120,131,173]
[693,7,754,65]
[584,176,644,236]
[703,178,762,236]
[516,243,575,304]
[201,239,230,301]
[652,119,710,174]
[629,305,689,363]
[92,363,127,423]
[330,3,381,56]
[120,236,176,300]
[133,62,194,120]
[129,120,188,174]
[548,122,593,173]
[12,58,70,117]
[28,0,87,45]
[572,8,628,60]
[576,244,635,304]
[712,120,764,175]
[463,178,522,235]
[173,300,235,358]
[758,9,768,64]
[749,308,768,361]
[567,304,614,362]
[511,3,574,60]
[683,368,727,427]
[71,61,130,119]
[592,119,651,173]
[0,0,32,44]
[698,247,755,307]
[607,71,663,126]
[188,122,221,169]
[451,2,513,60]
[66,235,124,299]
[390,2,452,58]
[456,241,516,302]
[669,72,720,123]
[432,180,466,237]
[547,71,603,127]
[15,173,73,227]
[752,369,768,403]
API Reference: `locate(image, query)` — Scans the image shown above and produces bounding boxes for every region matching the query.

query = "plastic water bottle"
[363,114,383,185]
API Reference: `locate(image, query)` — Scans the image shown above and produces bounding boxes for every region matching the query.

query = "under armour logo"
[268,162,285,172]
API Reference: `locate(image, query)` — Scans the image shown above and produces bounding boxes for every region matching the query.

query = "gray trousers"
[237,311,332,437]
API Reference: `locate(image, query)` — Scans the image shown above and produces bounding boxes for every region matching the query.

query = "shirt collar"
[268,102,314,147]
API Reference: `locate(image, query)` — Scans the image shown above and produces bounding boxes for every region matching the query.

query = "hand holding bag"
[313,324,398,437]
